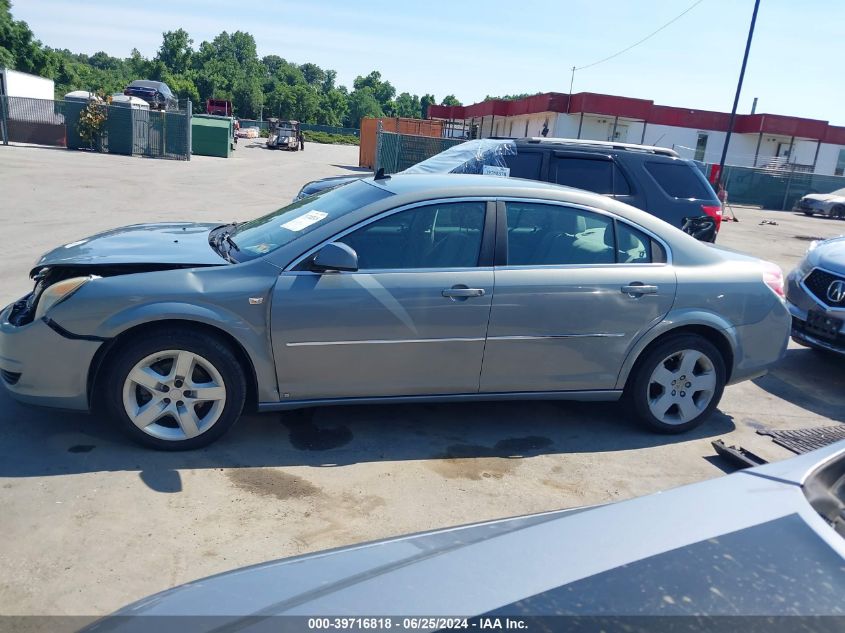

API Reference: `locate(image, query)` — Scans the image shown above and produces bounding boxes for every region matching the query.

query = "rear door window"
[551,156,631,195]
[644,161,713,199]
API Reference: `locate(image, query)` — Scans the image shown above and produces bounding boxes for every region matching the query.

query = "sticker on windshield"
[281,210,328,232]
[482,165,510,177]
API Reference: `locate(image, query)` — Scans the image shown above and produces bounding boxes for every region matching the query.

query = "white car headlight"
[34,276,94,320]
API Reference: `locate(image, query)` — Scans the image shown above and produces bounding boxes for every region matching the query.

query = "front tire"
[101,329,246,450]
[627,334,726,434]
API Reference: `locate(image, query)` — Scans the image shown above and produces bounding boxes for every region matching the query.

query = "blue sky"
[11,0,844,124]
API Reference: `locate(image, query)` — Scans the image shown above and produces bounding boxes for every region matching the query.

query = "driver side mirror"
[310,242,359,273]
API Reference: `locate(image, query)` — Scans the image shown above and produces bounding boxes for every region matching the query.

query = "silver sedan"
[0,174,791,449]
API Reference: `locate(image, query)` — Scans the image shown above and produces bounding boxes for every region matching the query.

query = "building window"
[835,149,845,176]
[694,133,708,162]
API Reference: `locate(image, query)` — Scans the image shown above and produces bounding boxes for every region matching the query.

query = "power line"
[574,0,707,71]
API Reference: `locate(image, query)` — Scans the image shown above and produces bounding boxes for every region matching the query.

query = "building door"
[607,122,628,142]
[694,133,708,162]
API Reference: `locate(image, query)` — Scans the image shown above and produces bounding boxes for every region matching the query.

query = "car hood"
[803,193,845,204]
[91,441,845,626]
[809,235,845,271]
[32,222,227,275]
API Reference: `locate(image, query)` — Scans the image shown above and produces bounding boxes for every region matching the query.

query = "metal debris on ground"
[759,219,779,226]
[712,439,768,469]
[757,426,845,455]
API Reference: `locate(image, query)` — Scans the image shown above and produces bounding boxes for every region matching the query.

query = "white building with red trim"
[428,92,845,176]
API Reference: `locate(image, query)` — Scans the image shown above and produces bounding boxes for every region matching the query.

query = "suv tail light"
[701,204,722,232]
[761,261,785,299]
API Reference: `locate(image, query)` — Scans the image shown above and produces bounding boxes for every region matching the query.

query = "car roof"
[129,80,164,89]
[365,173,696,245]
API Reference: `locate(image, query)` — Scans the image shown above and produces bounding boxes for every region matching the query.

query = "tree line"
[0,1,462,128]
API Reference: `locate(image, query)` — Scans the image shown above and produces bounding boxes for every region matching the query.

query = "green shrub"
[303,130,359,146]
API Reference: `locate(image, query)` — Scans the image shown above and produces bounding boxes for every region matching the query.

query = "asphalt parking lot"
[1,142,844,618]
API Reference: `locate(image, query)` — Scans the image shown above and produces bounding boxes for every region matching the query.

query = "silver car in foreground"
[90,440,845,628]
[0,175,790,449]
[787,235,845,355]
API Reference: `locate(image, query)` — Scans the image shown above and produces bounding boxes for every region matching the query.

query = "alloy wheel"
[646,349,717,425]
[121,349,227,441]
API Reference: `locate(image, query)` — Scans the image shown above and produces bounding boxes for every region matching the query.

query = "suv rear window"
[645,161,712,199]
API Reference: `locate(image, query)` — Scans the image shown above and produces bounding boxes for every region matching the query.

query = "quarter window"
[337,202,486,270]
[644,161,712,199]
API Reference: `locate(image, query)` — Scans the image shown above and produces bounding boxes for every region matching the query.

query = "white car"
[795,187,845,219]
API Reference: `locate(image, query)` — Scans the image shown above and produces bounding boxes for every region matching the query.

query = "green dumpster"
[191,115,232,158]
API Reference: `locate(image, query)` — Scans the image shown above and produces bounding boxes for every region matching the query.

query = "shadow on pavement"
[0,389,734,487]
[753,347,845,423]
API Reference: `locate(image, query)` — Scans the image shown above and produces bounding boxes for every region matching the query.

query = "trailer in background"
[0,68,55,100]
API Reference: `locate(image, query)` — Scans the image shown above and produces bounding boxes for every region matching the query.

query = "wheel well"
[87,320,259,412]
[625,325,734,389]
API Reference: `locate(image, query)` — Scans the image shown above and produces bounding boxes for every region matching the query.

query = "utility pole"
[716,0,761,187]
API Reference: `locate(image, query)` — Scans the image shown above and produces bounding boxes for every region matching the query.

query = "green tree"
[346,87,382,128]
[441,94,461,106]
[420,93,436,119]
[394,92,421,119]
[353,71,395,108]
[156,29,193,74]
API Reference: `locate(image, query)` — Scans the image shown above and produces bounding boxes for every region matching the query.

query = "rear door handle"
[442,287,486,298]
[621,284,658,296]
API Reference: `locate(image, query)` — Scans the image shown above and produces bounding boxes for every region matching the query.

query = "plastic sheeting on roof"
[402,139,517,175]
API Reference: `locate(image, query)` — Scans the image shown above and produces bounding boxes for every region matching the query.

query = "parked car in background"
[787,235,845,355]
[795,188,845,219]
[89,439,845,626]
[297,138,724,242]
[0,175,789,449]
[123,80,177,111]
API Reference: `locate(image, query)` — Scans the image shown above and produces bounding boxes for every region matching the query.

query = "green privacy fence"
[236,119,359,136]
[719,164,845,210]
[1,96,192,160]
[375,130,464,174]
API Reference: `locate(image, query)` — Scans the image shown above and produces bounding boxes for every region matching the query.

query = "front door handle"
[621,283,658,296]
[442,287,486,298]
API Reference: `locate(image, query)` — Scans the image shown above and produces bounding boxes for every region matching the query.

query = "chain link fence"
[1,96,192,160]
[720,164,845,210]
[375,129,464,174]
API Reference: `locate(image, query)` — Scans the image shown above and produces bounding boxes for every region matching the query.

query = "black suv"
[296,138,723,241]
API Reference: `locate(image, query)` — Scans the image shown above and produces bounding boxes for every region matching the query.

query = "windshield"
[231,180,392,260]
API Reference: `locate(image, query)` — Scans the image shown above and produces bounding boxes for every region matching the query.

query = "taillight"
[761,261,785,299]
[701,204,722,231]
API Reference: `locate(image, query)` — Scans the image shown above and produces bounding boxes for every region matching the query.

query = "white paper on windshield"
[482,165,510,177]
[281,210,328,232]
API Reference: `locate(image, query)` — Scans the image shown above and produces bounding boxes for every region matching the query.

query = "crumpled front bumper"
[0,301,104,410]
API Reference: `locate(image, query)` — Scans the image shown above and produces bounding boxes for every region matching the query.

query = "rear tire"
[803,210,814,216]
[101,329,246,450]
[833,205,845,220]
[626,334,726,434]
